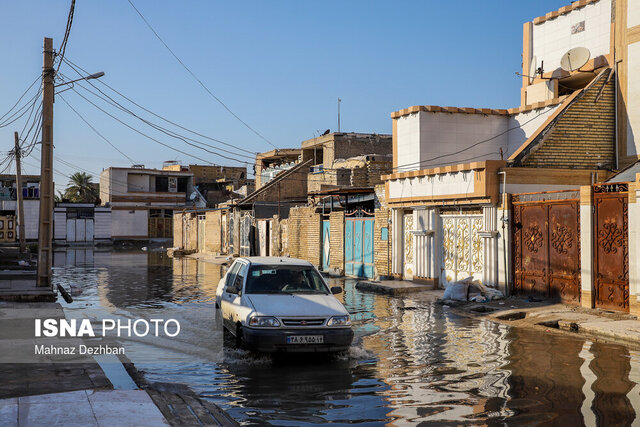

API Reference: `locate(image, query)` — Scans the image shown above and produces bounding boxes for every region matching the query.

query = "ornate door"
[322,220,330,271]
[513,194,581,303]
[594,183,629,312]
[403,212,414,279]
[441,214,483,286]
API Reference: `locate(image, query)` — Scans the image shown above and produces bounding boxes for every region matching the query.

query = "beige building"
[100,166,201,240]
[383,0,640,316]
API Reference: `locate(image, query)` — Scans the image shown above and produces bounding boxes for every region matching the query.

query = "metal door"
[403,212,414,279]
[67,219,76,242]
[441,214,483,286]
[594,183,629,312]
[239,214,253,256]
[344,215,374,278]
[85,219,94,241]
[75,219,86,242]
[322,220,330,271]
[197,216,206,250]
[513,191,581,304]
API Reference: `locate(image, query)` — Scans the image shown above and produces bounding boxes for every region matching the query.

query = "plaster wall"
[531,0,611,72]
[111,209,148,238]
[627,41,640,156]
[629,0,640,28]
[388,171,476,200]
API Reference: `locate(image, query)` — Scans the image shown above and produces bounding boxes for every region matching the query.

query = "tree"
[63,172,99,203]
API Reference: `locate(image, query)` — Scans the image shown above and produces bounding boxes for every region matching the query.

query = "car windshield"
[245,265,330,295]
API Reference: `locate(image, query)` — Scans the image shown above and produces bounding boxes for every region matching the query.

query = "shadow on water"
[53,248,640,425]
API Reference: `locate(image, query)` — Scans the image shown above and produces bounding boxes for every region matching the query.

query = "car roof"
[237,256,314,267]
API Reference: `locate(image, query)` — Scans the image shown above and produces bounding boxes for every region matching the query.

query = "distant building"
[53,203,112,244]
[162,162,248,207]
[254,149,302,189]
[300,132,392,193]
[99,166,203,240]
[0,174,41,241]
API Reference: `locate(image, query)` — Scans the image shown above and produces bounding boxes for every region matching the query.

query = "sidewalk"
[0,389,168,427]
[444,296,640,348]
[185,252,231,265]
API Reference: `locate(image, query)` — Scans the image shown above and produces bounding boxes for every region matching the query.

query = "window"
[155,176,169,192]
[225,262,242,292]
[245,265,329,295]
[233,263,248,291]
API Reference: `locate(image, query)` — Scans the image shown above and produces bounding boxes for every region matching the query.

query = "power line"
[126,0,278,150]
[58,94,137,164]
[55,0,76,73]
[68,85,217,165]
[0,75,41,123]
[63,57,259,157]
[66,77,254,165]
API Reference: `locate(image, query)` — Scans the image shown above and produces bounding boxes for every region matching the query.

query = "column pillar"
[579,186,594,308]
[497,195,511,295]
[479,205,499,288]
[629,176,640,315]
[391,208,403,276]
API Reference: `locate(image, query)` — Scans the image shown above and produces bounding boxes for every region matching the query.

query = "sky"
[0,0,567,193]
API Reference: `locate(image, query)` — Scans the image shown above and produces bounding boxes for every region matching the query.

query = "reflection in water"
[53,248,640,425]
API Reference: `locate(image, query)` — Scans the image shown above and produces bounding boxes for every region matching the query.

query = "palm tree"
[63,172,99,203]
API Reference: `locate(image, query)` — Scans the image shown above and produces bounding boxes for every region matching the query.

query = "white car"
[216,257,353,353]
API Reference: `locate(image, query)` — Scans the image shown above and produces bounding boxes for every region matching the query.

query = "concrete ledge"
[356,280,436,295]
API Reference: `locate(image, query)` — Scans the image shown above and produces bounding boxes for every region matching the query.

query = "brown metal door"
[513,193,580,304]
[594,184,629,312]
[514,204,548,296]
[548,203,580,303]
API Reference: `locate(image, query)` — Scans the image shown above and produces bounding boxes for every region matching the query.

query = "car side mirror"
[331,286,343,295]
[226,285,239,295]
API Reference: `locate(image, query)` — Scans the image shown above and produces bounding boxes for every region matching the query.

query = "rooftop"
[301,132,392,149]
[532,0,602,25]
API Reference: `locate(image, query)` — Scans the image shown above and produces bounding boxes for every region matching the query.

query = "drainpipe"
[614,60,620,170]
[498,171,508,296]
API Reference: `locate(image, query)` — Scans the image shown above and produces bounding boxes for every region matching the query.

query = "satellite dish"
[528,55,537,84]
[189,191,198,201]
[560,47,590,72]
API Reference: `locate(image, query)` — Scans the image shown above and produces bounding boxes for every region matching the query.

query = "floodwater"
[54,248,640,425]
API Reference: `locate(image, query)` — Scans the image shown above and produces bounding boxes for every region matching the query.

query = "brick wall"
[204,210,222,253]
[521,73,616,169]
[374,208,392,278]
[287,206,321,266]
[329,211,344,273]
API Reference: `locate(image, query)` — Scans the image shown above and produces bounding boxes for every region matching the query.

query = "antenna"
[560,47,590,72]
[337,98,341,132]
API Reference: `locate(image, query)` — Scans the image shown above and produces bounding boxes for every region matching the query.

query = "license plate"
[286,335,323,344]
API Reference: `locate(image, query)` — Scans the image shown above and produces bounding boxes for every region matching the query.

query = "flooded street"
[54,248,640,425]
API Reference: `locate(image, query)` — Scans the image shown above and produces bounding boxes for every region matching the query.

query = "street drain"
[537,320,559,329]
[497,312,526,321]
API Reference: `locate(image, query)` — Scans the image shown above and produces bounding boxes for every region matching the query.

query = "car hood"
[245,293,348,318]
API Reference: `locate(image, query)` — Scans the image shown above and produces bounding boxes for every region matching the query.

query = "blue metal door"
[345,217,374,278]
[345,220,353,276]
[322,220,331,271]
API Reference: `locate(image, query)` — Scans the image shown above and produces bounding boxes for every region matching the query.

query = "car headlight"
[327,315,351,327]
[248,316,281,327]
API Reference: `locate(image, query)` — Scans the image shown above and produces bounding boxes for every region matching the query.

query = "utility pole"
[14,132,26,253]
[37,37,54,288]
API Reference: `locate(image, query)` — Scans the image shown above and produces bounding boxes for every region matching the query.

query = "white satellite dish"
[528,55,537,84]
[189,191,198,201]
[560,47,590,72]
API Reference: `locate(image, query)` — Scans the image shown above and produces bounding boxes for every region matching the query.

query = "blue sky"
[0,0,566,191]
